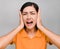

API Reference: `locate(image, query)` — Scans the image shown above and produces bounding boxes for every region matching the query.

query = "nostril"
[27,18,31,20]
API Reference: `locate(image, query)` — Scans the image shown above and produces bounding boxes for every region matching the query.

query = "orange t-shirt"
[12,29,50,49]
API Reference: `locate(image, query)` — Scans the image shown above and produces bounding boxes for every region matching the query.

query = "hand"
[19,11,24,29]
[37,10,42,29]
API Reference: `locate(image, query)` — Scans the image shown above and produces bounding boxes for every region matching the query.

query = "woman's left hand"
[37,10,42,29]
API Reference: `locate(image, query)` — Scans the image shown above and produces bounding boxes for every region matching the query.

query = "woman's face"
[22,6,38,29]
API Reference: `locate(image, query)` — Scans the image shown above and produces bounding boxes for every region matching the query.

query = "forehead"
[23,6,36,12]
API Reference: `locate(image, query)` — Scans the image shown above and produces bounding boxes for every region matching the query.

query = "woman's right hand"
[19,11,24,29]
[0,11,24,49]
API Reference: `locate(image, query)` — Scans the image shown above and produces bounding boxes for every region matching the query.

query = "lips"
[26,21,33,26]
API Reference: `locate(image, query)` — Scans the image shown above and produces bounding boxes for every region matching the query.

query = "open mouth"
[26,21,33,26]
[26,21,33,24]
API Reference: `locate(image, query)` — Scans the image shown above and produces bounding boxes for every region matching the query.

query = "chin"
[26,26,35,30]
[27,27,33,30]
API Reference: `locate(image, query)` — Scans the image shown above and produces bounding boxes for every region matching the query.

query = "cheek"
[22,15,27,20]
[33,16,37,24]
[33,16,37,22]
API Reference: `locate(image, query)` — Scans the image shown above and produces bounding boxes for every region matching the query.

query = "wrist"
[38,24,44,30]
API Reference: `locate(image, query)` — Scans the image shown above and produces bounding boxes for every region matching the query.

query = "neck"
[26,27,36,34]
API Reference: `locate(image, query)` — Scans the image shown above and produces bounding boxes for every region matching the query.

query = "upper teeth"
[27,21,33,24]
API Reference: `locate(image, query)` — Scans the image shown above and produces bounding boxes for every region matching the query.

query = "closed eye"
[22,13,27,15]
[23,13,27,15]
[31,12,35,15]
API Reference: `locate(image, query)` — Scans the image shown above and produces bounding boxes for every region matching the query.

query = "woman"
[0,2,60,49]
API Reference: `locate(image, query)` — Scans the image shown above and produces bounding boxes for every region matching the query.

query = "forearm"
[39,25,60,48]
[0,25,22,49]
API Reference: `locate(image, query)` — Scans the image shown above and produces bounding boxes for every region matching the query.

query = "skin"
[37,9,60,49]
[22,6,38,38]
[0,11,24,49]
[0,5,60,49]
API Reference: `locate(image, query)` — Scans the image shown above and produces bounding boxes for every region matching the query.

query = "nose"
[27,14,31,20]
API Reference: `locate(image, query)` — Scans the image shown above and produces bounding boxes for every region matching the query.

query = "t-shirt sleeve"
[46,36,52,45]
[10,35,17,44]
[10,29,23,45]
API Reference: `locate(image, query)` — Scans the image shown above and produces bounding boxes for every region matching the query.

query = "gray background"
[0,0,60,49]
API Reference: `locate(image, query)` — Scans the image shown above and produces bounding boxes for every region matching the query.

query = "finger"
[38,9,42,19]
[19,11,23,19]
[19,11,23,23]
[38,9,42,22]
[38,9,41,18]
[19,11,22,17]
[38,9,40,16]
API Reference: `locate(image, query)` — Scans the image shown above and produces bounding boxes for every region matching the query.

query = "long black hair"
[20,2,39,30]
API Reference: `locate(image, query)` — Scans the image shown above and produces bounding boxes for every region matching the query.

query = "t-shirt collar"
[21,29,42,38]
